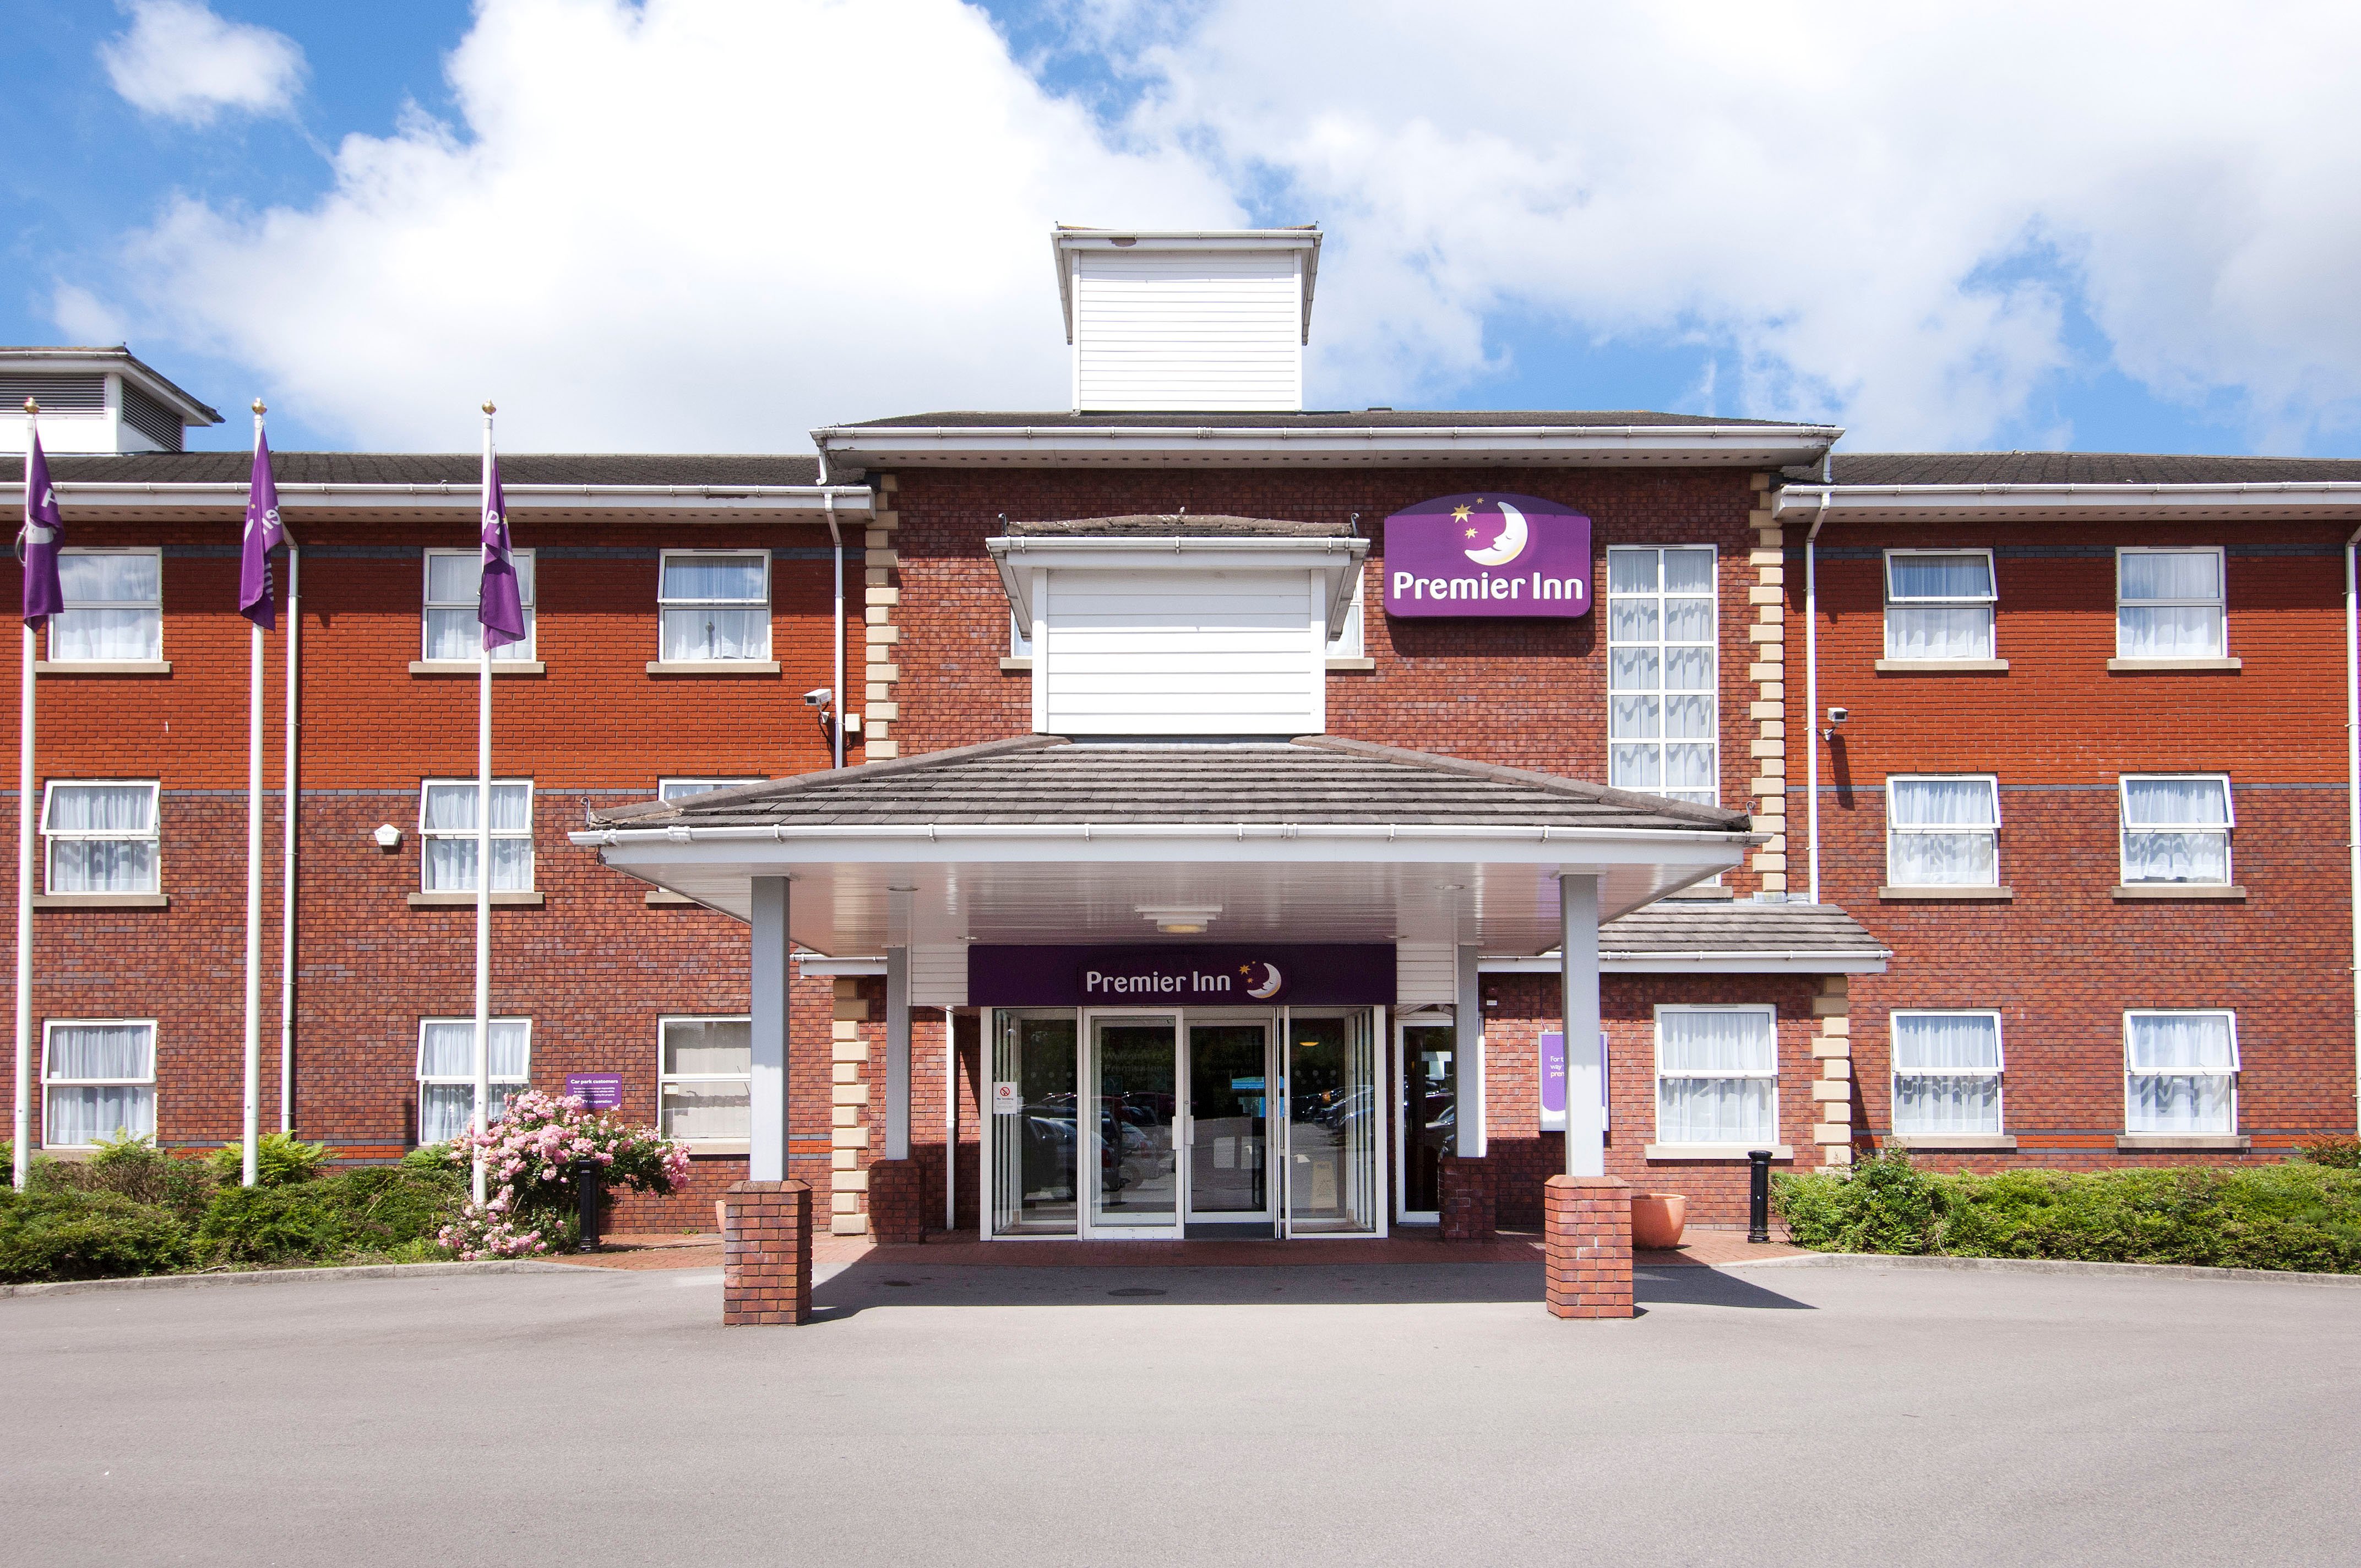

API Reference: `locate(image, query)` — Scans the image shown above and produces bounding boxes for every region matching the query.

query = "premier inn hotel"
[8,227,2359,1315]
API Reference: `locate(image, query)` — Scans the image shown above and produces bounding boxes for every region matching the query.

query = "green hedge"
[1775,1152,2361,1273]
[196,1167,463,1264]
[0,1188,192,1281]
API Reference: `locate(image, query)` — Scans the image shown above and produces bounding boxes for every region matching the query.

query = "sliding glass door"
[1284,1010,1383,1235]
[1088,1014,1180,1235]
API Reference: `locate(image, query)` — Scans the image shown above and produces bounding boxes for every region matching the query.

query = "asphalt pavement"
[6,1256,2357,1566]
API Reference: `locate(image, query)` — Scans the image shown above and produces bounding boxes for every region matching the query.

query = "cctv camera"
[803,688,833,707]
[1826,707,1848,726]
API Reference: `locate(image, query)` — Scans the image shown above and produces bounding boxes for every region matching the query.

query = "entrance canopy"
[570,734,1759,955]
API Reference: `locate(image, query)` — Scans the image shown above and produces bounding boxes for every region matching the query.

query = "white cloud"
[75,0,2361,452]
[100,1,306,127]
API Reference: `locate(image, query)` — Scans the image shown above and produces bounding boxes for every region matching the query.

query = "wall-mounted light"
[372,824,402,851]
[1136,905,1221,935]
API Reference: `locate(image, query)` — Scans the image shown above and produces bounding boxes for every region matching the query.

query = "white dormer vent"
[0,347,222,454]
[1053,226,1321,413]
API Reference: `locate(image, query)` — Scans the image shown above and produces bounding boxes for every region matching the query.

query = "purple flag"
[477,451,526,649]
[239,430,285,629]
[20,429,63,628]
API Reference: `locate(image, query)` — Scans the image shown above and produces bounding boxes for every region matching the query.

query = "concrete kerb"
[1726,1251,2361,1288]
[1,1259,587,1300]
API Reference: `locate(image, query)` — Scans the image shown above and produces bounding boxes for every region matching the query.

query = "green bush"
[195,1166,464,1265]
[1775,1152,2361,1273]
[0,1188,191,1282]
[29,1134,218,1222]
[2295,1134,2361,1170]
[207,1131,330,1188]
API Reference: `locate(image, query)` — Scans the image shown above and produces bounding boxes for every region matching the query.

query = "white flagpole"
[280,538,298,1134]
[472,403,494,1208]
[13,399,35,1190]
[241,401,266,1186]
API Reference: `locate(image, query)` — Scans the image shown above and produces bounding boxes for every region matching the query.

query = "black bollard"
[1746,1148,1773,1243]
[574,1157,603,1253]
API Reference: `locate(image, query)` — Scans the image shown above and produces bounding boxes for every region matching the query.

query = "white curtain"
[2119,553,2224,658]
[1889,779,1997,884]
[2126,1014,2236,1133]
[1888,553,1993,600]
[1657,1011,1776,1143]
[45,1022,156,1146]
[45,785,156,892]
[1891,1014,2002,1135]
[661,608,767,661]
[1660,548,1714,594]
[48,1022,154,1079]
[425,554,535,660]
[418,1020,530,1143]
[52,555,162,662]
[422,784,532,891]
[47,1086,155,1145]
[2122,777,2231,882]
[1887,605,1994,660]
[1607,549,1659,594]
[2120,551,2219,601]
[663,1019,751,1075]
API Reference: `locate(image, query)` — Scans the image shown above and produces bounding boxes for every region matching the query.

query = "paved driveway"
[7,1258,2357,1566]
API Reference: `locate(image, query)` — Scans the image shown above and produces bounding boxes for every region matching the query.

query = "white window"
[42,780,159,894]
[659,777,763,804]
[419,781,534,892]
[1326,570,1367,660]
[1884,549,1995,660]
[659,551,770,662]
[50,548,162,663]
[1890,1011,2003,1136]
[416,1017,531,1145]
[42,1020,156,1147]
[659,1016,752,1143]
[1655,1006,1777,1145]
[1607,546,1718,806]
[423,549,537,661]
[2125,1010,2238,1134]
[2119,774,2233,885]
[1009,610,1032,660]
[2118,547,2226,660]
[1886,775,1999,886]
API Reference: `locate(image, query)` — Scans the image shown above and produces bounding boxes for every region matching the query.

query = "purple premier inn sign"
[1381,492,1593,618]
[967,945,1397,1008]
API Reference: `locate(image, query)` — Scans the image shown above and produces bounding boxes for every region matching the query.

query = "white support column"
[1454,941,1486,1158]
[1559,874,1604,1178]
[884,945,911,1160]
[749,876,792,1183]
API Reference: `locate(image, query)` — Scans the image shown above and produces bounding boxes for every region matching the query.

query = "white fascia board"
[797,955,887,977]
[1482,950,1890,974]
[1,481,873,519]
[986,534,1369,639]
[816,424,1843,471]
[1774,481,2361,523]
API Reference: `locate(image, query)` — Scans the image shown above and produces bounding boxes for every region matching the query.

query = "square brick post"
[1544,1174,1633,1319]
[723,1180,813,1326]
[1438,1155,1497,1240]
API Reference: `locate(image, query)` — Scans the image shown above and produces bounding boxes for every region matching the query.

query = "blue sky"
[5,2,2353,458]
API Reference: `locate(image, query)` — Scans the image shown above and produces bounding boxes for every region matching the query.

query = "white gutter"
[986,533,1369,640]
[0,481,875,514]
[818,449,845,772]
[817,423,1843,469]
[574,821,1759,849]
[1805,480,1831,905]
[1772,481,2361,521]
[1482,950,1890,974]
[2348,523,2360,1133]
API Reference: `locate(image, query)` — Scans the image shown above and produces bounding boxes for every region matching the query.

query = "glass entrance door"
[1185,1020,1272,1229]
[1088,1015,1179,1234]
[1283,1011,1382,1235]
[1397,1017,1456,1222]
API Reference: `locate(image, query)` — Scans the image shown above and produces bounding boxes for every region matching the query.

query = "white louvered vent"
[910,944,967,1008]
[1055,228,1319,413]
[1032,566,1325,737]
[1394,943,1457,1006]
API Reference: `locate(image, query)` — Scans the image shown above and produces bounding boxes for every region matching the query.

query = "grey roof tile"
[1600,901,1887,957]
[1783,451,2361,487]
[841,409,1809,431]
[47,452,851,487]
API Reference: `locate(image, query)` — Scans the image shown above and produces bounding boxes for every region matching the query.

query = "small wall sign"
[1537,1032,1608,1133]
[1381,493,1593,619]
[993,1081,1024,1115]
[565,1072,624,1110]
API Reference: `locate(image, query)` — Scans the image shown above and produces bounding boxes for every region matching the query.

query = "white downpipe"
[2347,529,2360,1133]
[12,400,34,1189]
[1804,487,1831,905]
[943,1005,956,1233]
[280,543,298,1133]
[825,494,845,771]
[472,408,494,1208]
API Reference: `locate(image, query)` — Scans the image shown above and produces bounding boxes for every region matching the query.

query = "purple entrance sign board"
[967,944,1397,1009]
[565,1073,623,1110]
[1381,492,1593,619]
[1538,1031,1609,1133]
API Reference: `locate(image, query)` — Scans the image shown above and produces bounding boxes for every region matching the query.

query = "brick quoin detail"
[1544,1174,1633,1319]
[722,1180,812,1326]
[1438,1154,1497,1240]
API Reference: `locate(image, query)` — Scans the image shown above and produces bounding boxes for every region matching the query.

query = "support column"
[884,945,911,1159]
[1453,942,1486,1158]
[1559,874,1604,1179]
[748,876,791,1182]
[728,875,811,1326]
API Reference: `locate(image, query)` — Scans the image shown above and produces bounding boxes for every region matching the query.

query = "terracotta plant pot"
[1630,1192,1688,1250]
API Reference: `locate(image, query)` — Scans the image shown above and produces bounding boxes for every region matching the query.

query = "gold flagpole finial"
[251,399,266,416]
[21,398,36,415]
[482,401,496,416]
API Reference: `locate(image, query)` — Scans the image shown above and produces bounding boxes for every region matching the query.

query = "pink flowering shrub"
[436,1089,691,1259]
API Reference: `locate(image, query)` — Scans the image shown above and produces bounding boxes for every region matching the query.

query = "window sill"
[407,891,546,907]
[645,660,780,676]
[32,892,168,908]
[1874,658,2009,673]
[683,1141,750,1157]
[2113,884,2245,901]
[1644,1143,1794,1162]
[410,660,545,676]
[2107,657,2241,673]
[34,660,170,676]
[1889,1134,2017,1152]
[1877,885,2013,901]
[1325,657,1375,672]
[999,657,1032,672]
[2115,1134,2249,1152]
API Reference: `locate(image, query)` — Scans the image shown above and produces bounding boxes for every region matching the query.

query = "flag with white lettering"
[238,429,285,628]
[20,429,63,627]
[477,451,526,648]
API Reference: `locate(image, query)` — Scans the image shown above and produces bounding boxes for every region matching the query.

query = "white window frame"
[1606,545,1720,808]
[416,1016,532,1145]
[2119,774,2234,886]
[1652,1003,1778,1150]
[1884,774,2001,888]
[41,1017,157,1148]
[658,777,764,804]
[1009,609,1032,660]
[48,546,163,665]
[1889,1009,2005,1137]
[657,1014,753,1147]
[1882,548,1996,661]
[421,547,537,662]
[658,549,772,662]
[2123,1009,2239,1135]
[1326,570,1367,660]
[40,778,161,895]
[2116,546,2227,660]
[417,778,535,892]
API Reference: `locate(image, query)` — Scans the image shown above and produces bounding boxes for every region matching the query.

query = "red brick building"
[8,233,2357,1247]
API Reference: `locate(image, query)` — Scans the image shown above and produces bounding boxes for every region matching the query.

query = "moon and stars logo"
[1242,961,1283,1000]
[1454,498,1531,567]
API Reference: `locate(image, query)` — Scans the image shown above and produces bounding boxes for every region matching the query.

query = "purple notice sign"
[967,944,1396,1009]
[1381,492,1592,619]
[565,1073,623,1110]
[1538,1031,1608,1133]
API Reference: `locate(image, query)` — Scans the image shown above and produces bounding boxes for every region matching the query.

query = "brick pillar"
[868,1158,926,1243]
[1543,1174,1633,1319]
[722,1180,812,1326]
[1438,1155,1497,1240]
